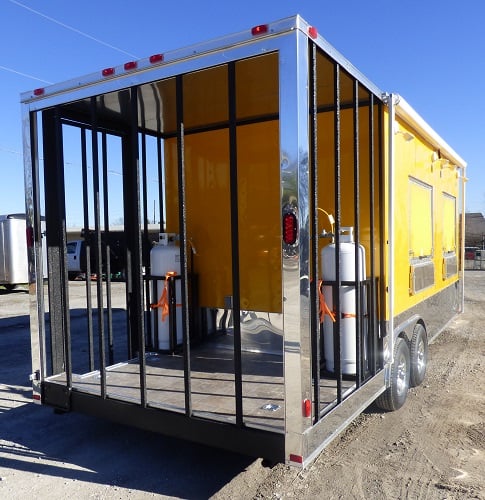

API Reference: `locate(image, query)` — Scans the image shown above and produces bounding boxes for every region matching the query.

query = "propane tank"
[321,227,366,375]
[150,233,183,351]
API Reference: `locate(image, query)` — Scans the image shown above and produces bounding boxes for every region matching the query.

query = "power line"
[8,0,139,59]
[0,65,52,84]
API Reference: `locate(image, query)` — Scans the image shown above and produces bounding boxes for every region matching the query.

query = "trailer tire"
[410,323,428,387]
[375,337,410,411]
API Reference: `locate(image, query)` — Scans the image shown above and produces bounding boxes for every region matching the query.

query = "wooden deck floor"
[47,341,355,433]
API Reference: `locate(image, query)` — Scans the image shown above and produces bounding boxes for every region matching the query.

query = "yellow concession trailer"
[22,16,466,466]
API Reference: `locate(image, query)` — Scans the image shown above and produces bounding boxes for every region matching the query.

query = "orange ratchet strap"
[150,271,180,322]
[318,279,336,323]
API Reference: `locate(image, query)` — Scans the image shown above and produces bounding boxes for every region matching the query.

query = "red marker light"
[102,67,115,77]
[303,398,311,418]
[308,26,318,39]
[283,212,298,245]
[149,54,164,64]
[124,61,137,71]
[33,88,45,96]
[251,24,268,36]
[33,394,41,401]
[289,454,303,464]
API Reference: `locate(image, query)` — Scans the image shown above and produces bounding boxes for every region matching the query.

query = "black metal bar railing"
[90,97,107,398]
[101,132,114,366]
[228,61,244,427]
[352,78,362,387]
[176,75,192,417]
[80,128,95,372]
[368,94,377,375]
[333,63,343,403]
[309,42,321,423]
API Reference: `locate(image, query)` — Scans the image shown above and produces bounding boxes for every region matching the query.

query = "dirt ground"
[0,272,484,499]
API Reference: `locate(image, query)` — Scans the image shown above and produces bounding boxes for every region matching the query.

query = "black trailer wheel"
[375,337,410,411]
[410,323,428,387]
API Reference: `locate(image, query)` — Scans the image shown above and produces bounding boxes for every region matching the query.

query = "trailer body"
[22,16,466,466]
[0,214,46,288]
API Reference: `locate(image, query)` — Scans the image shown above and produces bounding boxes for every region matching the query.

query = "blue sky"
[2,0,484,221]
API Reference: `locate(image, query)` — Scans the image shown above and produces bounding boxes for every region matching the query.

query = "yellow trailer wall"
[384,111,461,318]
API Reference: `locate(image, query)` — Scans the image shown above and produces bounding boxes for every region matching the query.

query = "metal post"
[333,63,342,402]
[176,75,192,416]
[309,42,321,421]
[228,61,244,426]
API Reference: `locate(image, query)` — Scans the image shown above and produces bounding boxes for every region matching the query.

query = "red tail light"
[283,212,297,245]
[303,398,311,418]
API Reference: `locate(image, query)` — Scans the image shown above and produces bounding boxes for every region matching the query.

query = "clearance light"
[102,67,115,77]
[308,26,318,39]
[124,61,138,71]
[303,398,311,418]
[149,54,164,64]
[251,24,268,36]
[33,88,45,96]
[33,394,41,401]
[283,212,297,245]
[289,454,303,464]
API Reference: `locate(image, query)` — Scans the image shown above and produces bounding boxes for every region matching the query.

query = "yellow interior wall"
[164,121,281,312]
[316,106,378,278]
[237,121,282,312]
[165,131,232,309]
[162,53,281,313]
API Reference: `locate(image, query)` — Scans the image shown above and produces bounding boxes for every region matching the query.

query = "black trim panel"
[60,388,285,462]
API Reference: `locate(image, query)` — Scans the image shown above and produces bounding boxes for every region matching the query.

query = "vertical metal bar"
[368,94,377,375]
[353,79,362,387]
[168,276,177,352]
[90,97,106,397]
[127,87,147,406]
[25,109,47,399]
[102,132,114,365]
[228,61,244,427]
[333,63,342,403]
[157,136,164,232]
[140,132,153,349]
[81,128,94,371]
[42,108,72,385]
[378,101,386,368]
[176,75,192,416]
[309,43,321,421]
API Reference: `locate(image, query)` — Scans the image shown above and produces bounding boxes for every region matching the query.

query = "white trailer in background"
[0,214,47,289]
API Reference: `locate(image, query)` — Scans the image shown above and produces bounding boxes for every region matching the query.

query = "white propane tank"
[321,227,366,375]
[150,233,183,350]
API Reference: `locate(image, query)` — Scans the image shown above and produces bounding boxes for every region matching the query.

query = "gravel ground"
[0,273,484,499]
